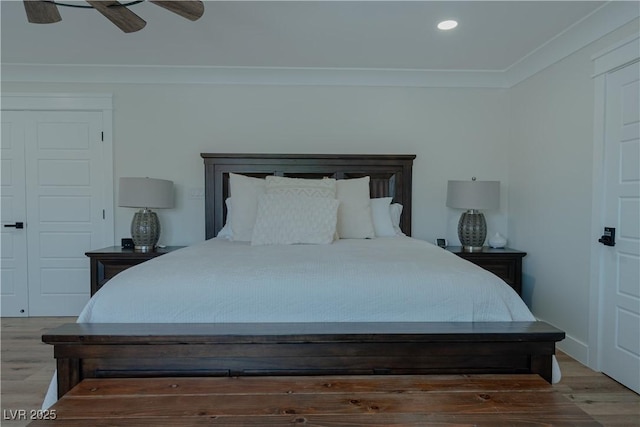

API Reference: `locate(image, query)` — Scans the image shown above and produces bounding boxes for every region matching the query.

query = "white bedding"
[44,236,561,408]
[79,236,533,323]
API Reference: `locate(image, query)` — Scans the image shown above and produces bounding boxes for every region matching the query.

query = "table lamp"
[118,177,174,251]
[446,178,500,252]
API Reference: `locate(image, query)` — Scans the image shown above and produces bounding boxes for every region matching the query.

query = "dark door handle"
[3,222,24,229]
[598,227,615,246]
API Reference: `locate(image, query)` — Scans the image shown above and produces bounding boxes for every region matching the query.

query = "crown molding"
[2,2,636,89]
[0,63,508,88]
[504,1,639,87]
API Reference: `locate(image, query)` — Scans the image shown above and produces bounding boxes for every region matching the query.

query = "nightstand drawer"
[468,258,517,286]
[102,260,144,282]
[445,246,526,297]
[86,246,185,296]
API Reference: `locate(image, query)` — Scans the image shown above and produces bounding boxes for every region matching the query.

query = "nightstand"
[445,246,526,296]
[86,246,185,296]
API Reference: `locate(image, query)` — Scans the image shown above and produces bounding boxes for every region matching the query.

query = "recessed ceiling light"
[437,20,458,31]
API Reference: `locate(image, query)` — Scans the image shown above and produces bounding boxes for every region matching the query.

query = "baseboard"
[535,317,589,366]
[557,335,589,365]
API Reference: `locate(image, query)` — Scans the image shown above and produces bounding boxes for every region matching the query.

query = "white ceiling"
[2,1,608,72]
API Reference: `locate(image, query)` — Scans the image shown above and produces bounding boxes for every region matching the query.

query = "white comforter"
[78,237,534,323]
[44,237,561,408]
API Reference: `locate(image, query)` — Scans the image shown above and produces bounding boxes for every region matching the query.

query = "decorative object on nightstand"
[488,232,507,248]
[446,177,500,252]
[119,177,174,252]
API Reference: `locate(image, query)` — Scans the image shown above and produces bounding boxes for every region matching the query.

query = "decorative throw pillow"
[228,173,266,241]
[336,177,375,239]
[251,194,339,246]
[265,176,336,198]
[370,197,396,237]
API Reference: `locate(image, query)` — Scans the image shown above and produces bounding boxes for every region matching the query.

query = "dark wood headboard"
[201,153,416,240]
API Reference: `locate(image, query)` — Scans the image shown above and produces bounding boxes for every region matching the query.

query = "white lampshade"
[446,180,500,210]
[118,177,174,209]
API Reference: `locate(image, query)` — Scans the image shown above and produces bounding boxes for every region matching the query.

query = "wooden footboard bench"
[43,321,565,399]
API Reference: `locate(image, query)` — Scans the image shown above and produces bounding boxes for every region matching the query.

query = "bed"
[42,153,563,407]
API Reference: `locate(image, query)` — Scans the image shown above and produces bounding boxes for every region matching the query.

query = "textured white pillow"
[266,176,336,198]
[370,197,396,237]
[229,173,266,241]
[390,203,405,236]
[336,177,375,239]
[251,194,339,246]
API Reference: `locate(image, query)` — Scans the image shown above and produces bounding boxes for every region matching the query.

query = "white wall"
[3,82,510,246]
[507,19,639,363]
[6,18,636,367]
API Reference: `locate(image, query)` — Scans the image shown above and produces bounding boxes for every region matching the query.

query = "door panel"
[24,111,107,316]
[0,112,29,316]
[601,62,640,393]
[38,159,91,185]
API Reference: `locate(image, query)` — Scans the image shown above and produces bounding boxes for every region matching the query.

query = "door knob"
[3,222,24,229]
[598,227,615,246]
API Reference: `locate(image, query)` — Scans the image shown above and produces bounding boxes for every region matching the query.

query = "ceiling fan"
[23,0,205,33]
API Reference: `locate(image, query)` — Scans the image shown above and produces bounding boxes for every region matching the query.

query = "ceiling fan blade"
[23,0,61,24]
[85,1,146,33]
[149,1,204,21]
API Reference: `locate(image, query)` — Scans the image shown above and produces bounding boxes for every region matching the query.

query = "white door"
[601,61,640,393]
[26,111,108,316]
[0,110,110,316]
[1,112,29,316]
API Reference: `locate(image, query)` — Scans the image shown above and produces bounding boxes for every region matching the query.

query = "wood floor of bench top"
[30,375,600,426]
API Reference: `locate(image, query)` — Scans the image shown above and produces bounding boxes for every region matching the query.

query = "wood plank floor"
[29,375,600,426]
[2,317,639,426]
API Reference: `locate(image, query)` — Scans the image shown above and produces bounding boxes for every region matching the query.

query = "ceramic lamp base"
[458,209,486,252]
[131,209,160,252]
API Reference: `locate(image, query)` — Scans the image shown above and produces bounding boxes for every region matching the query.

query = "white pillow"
[228,173,266,241]
[266,176,336,198]
[336,177,375,239]
[216,198,233,239]
[390,203,405,236]
[370,197,396,237]
[251,194,339,246]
